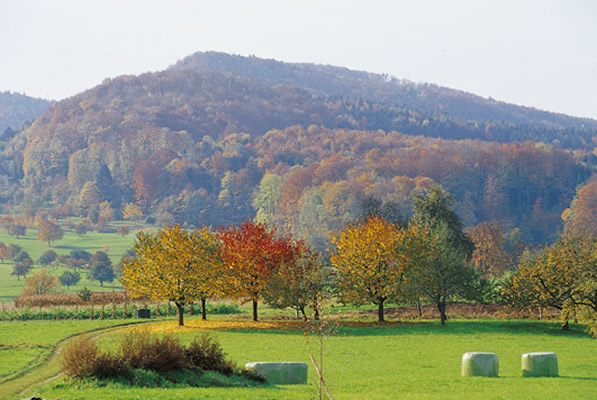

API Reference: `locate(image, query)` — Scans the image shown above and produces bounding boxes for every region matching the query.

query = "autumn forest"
[0,52,594,252]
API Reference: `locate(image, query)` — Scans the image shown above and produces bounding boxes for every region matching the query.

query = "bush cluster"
[61,330,255,384]
[185,334,235,375]
[120,331,188,373]
[62,337,130,379]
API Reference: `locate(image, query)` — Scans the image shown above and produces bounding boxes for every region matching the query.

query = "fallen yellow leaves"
[129,319,307,334]
[125,318,411,334]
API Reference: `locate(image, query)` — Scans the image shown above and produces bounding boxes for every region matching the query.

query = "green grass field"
[1,316,595,400]
[0,222,150,302]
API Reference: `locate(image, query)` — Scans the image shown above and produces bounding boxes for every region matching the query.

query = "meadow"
[0,313,595,400]
[0,222,145,302]
[0,222,595,399]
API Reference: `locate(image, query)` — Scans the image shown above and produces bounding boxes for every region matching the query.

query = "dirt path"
[0,321,149,399]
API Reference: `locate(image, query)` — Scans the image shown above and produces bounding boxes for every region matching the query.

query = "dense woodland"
[174,52,597,133]
[0,52,595,252]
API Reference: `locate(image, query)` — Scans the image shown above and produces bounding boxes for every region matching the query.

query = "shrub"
[120,330,188,372]
[120,330,153,369]
[185,334,235,376]
[93,352,132,379]
[61,336,99,378]
[147,336,189,372]
[62,336,130,379]
[60,331,263,386]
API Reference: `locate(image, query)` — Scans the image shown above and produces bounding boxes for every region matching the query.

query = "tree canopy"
[120,225,224,325]
[217,220,299,321]
[331,217,416,322]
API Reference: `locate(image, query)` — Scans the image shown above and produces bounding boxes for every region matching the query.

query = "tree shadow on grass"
[53,245,103,251]
[557,376,597,382]
[222,319,590,338]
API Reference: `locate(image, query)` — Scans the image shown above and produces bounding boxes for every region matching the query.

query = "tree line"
[120,184,597,335]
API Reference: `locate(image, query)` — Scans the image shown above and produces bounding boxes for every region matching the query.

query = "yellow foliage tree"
[505,238,597,333]
[122,203,143,223]
[331,217,422,322]
[98,201,115,222]
[120,225,224,325]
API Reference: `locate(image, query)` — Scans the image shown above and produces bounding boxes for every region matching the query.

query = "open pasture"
[0,223,145,302]
[1,317,594,400]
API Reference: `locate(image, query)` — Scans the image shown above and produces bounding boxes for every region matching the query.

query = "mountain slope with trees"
[173,51,597,132]
[0,52,594,248]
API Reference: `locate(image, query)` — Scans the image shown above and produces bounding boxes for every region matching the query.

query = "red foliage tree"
[217,220,299,321]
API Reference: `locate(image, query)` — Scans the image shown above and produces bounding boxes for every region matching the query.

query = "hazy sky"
[2,0,596,119]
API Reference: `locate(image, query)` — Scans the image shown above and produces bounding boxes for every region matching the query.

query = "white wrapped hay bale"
[461,352,499,377]
[245,362,308,384]
[521,352,558,377]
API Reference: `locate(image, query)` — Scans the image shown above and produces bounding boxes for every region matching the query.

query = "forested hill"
[2,52,596,248]
[173,51,597,132]
[0,91,53,135]
[16,63,597,156]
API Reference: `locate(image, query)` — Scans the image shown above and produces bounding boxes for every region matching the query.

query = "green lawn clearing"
[12,318,596,400]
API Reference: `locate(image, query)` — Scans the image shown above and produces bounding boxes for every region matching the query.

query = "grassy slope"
[20,318,597,400]
[0,319,148,398]
[0,223,146,302]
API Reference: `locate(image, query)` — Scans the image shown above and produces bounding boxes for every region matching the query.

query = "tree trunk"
[300,306,307,321]
[313,304,320,320]
[416,297,422,318]
[252,299,258,321]
[437,299,447,326]
[176,302,185,326]
[562,318,569,330]
[378,299,385,322]
[201,297,207,320]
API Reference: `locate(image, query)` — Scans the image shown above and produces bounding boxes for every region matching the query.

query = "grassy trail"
[0,321,149,399]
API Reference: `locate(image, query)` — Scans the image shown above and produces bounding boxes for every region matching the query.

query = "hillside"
[0,91,53,135]
[173,51,597,132]
[1,52,595,248]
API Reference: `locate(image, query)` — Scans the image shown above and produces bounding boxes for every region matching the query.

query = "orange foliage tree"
[466,221,513,278]
[562,179,597,239]
[37,219,64,246]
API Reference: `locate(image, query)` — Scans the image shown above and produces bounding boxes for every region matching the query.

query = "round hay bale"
[461,352,499,377]
[245,362,308,384]
[521,352,558,377]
